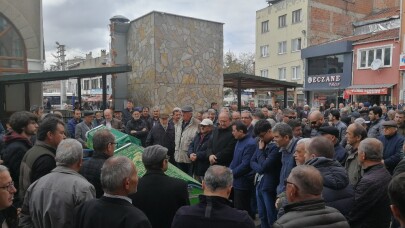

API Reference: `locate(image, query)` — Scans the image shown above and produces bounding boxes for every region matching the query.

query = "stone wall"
[127,12,223,113]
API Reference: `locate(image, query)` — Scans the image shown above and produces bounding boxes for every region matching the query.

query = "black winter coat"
[126,118,148,147]
[172,195,255,228]
[145,123,175,162]
[274,199,349,228]
[80,152,110,198]
[348,164,392,228]
[305,157,354,216]
[187,132,212,176]
[206,126,236,166]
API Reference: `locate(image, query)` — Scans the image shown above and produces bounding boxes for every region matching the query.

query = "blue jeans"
[257,188,277,228]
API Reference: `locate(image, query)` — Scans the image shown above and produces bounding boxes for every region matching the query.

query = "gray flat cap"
[181,105,193,112]
[142,145,168,166]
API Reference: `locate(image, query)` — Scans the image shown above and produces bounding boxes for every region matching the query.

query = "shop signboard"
[345,88,388,95]
[305,73,350,90]
[400,54,405,70]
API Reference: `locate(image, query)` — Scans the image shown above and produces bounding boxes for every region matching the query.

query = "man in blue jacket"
[250,120,281,228]
[378,120,404,174]
[230,121,256,218]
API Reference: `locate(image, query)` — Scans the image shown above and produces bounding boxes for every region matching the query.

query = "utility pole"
[56,42,67,109]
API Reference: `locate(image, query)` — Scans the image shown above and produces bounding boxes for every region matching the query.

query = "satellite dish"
[370,59,382,70]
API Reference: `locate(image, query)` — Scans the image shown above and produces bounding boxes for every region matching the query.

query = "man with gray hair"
[80,129,116,198]
[348,138,391,228]
[273,165,349,228]
[19,139,95,228]
[74,156,151,228]
[131,145,189,228]
[172,165,255,228]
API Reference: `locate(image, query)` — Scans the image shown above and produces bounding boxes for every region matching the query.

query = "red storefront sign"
[345,88,388,95]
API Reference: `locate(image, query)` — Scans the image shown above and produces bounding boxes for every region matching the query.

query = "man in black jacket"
[74,156,151,228]
[207,112,237,167]
[19,117,66,201]
[188,119,213,181]
[273,165,349,228]
[131,145,189,228]
[80,129,115,198]
[172,165,255,228]
[1,111,38,206]
[126,109,148,147]
[348,138,392,228]
[145,113,176,164]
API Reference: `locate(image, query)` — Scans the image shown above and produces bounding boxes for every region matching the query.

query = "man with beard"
[102,109,124,132]
[19,117,66,202]
[126,109,148,147]
[121,100,135,125]
[146,113,176,164]
[67,109,81,138]
[367,106,385,138]
[1,111,38,206]
[308,111,328,137]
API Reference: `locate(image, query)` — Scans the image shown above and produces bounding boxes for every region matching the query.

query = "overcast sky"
[42,0,268,68]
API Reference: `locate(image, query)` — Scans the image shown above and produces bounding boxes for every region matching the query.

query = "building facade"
[111,11,224,113]
[0,0,44,113]
[256,0,399,107]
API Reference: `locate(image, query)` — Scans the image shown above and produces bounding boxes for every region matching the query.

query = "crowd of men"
[0,100,405,227]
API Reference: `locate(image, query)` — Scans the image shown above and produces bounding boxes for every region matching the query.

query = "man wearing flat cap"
[131,145,189,228]
[377,120,404,174]
[145,112,176,164]
[318,126,347,165]
[75,111,94,149]
[174,105,200,174]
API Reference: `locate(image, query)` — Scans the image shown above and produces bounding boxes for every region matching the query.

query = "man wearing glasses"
[273,165,349,227]
[80,129,116,198]
[282,109,297,124]
[0,165,17,228]
[308,110,328,138]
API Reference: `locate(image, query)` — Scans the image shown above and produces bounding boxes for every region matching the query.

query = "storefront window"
[308,54,344,75]
[313,91,337,108]
[0,14,26,73]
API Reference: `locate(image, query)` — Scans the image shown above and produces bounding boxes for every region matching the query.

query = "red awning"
[345,88,388,95]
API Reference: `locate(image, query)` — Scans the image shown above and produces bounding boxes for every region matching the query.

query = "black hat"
[318,126,339,138]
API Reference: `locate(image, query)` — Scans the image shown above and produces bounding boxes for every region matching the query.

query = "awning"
[345,84,395,95]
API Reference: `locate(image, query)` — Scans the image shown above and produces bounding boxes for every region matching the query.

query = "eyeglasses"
[109,142,118,146]
[310,121,318,125]
[284,180,298,189]
[0,181,15,192]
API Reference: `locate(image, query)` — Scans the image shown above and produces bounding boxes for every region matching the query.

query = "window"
[291,38,302,52]
[292,66,301,80]
[260,69,269,78]
[358,45,392,69]
[260,45,269,57]
[0,15,27,73]
[278,41,287,54]
[308,54,344,75]
[278,14,287,28]
[83,80,90,90]
[292,9,302,24]
[261,20,269,33]
[91,78,99,89]
[278,67,286,80]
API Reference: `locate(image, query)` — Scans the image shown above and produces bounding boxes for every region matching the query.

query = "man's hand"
[190,153,197,162]
[209,155,217,165]
[131,130,136,134]
[259,139,265,150]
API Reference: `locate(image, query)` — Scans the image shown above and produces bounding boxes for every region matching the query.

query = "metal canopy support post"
[77,78,82,108]
[284,87,288,109]
[237,77,242,111]
[102,74,107,110]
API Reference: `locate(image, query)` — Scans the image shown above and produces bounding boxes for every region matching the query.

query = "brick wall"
[308,0,399,46]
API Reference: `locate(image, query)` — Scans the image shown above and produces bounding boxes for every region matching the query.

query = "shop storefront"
[344,85,393,105]
[301,41,353,108]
